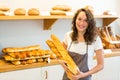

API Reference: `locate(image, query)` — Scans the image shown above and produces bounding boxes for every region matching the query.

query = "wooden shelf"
[93,49,120,59]
[0,59,59,73]
[0,15,73,30]
[94,15,118,26]
[0,15,118,30]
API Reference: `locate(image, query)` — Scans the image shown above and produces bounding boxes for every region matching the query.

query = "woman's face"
[75,11,88,33]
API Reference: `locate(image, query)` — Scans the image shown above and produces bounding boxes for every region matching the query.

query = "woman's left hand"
[69,71,88,80]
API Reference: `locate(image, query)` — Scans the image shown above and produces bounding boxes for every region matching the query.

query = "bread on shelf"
[0,5,10,12]
[98,27,120,49]
[28,8,40,16]
[2,44,53,65]
[2,45,40,53]
[50,5,72,15]
[0,11,6,16]
[14,8,26,15]
[52,5,71,11]
[50,10,66,15]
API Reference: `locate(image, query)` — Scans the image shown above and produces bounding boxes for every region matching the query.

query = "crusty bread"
[46,34,79,75]
[2,45,52,65]
[3,55,15,61]
[46,40,62,59]
[50,10,66,15]
[52,5,71,11]
[28,8,40,16]
[14,8,26,15]
[12,60,21,65]
[2,45,40,53]
[0,5,10,12]
[0,11,6,16]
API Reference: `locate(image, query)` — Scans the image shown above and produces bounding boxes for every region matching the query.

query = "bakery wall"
[0,0,120,56]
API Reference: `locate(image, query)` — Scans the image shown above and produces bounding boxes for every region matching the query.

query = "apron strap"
[68,41,72,51]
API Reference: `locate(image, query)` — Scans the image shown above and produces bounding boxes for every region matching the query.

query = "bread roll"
[28,8,40,16]
[0,5,10,12]
[21,60,27,65]
[12,60,21,65]
[50,52,57,59]
[52,5,71,11]
[84,5,94,13]
[103,10,113,15]
[14,8,26,15]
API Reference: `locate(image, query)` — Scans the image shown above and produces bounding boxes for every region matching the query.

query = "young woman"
[61,8,104,80]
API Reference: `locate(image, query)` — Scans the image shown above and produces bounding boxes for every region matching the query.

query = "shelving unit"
[0,15,118,30]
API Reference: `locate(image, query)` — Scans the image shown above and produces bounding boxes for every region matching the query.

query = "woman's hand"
[66,68,88,80]
[58,60,88,80]
[69,72,88,80]
[58,60,74,79]
[58,60,70,73]
[58,60,85,80]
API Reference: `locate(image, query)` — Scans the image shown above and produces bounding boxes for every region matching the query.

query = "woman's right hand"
[58,60,83,80]
[58,60,74,79]
[58,60,69,72]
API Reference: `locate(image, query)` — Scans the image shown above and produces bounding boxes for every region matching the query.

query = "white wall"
[0,0,120,56]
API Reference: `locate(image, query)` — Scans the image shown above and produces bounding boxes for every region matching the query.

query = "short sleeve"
[63,31,72,47]
[63,32,68,45]
[94,36,103,50]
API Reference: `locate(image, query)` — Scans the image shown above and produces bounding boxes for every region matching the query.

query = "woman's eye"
[78,18,82,21]
[85,19,88,22]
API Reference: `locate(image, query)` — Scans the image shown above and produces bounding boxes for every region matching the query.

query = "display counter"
[0,52,120,73]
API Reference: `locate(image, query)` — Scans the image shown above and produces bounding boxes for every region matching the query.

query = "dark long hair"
[71,8,98,44]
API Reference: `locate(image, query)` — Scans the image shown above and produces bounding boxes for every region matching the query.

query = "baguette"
[46,34,79,75]
[46,40,62,59]
[3,55,15,61]
[2,45,40,53]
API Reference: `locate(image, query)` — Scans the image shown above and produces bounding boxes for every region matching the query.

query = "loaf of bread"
[0,5,10,12]
[2,45,40,53]
[14,8,26,15]
[50,10,66,15]
[46,34,79,75]
[28,8,40,16]
[52,5,71,11]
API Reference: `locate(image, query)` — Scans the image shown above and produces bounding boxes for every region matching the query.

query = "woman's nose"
[79,20,84,24]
